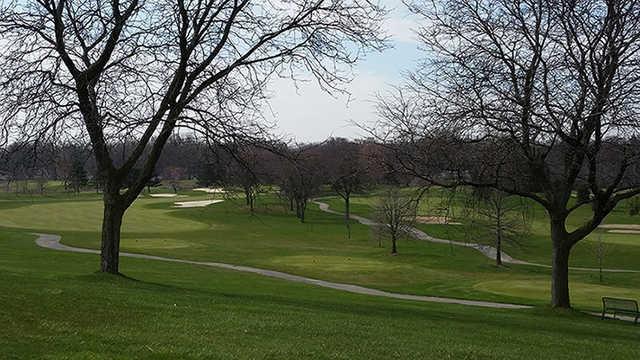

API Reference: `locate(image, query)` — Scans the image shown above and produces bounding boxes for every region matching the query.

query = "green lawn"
[1,190,639,311]
[2,228,639,359]
[320,188,640,270]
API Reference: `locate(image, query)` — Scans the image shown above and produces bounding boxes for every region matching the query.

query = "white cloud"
[384,15,419,44]
[381,0,421,44]
[264,73,387,142]
[259,1,422,142]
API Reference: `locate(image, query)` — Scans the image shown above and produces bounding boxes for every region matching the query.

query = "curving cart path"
[314,201,640,274]
[34,233,529,309]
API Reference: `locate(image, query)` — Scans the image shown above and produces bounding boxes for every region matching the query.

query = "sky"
[267,0,423,142]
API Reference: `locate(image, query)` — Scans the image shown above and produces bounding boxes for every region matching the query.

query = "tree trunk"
[245,187,255,213]
[345,195,351,239]
[550,219,571,308]
[391,233,398,255]
[100,194,125,274]
[495,228,502,266]
[299,200,306,223]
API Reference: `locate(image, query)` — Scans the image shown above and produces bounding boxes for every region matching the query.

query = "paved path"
[314,201,640,274]
[34,233,530,309]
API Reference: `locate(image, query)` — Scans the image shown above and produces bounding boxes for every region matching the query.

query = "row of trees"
[197,138,400,226]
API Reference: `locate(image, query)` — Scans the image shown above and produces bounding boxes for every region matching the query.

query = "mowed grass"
[319,190,640,309]
[1,228,639,359]
[320,188,640,270]
[1,190,639,310]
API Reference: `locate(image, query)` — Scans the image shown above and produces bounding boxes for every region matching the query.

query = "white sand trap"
[607,229,640,234]
[150,193,178,198]
[173,200,223,208]
[599,224,640,230]
[415,216,462,225]
[193,187,226,194]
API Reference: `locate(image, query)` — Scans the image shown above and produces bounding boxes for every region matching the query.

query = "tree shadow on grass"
[70,269,640,343]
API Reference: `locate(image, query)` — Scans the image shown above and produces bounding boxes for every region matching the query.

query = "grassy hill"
[1,228,638,359]
[1,188,639,357]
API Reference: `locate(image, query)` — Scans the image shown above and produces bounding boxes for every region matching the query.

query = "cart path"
[314,201,640,274]
[34,233,530,309]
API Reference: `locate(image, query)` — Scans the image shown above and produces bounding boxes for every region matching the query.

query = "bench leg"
[601,310,605,320]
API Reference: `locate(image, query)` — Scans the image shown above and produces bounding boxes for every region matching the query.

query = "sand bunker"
[598,224,640,230]
[193,187,226,194]
[173,200,223,208]
[607,229,640,235]
[415,216,462,225]
[150,193,178,198]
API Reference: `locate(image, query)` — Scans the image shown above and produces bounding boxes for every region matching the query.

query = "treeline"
[0,137,420,217]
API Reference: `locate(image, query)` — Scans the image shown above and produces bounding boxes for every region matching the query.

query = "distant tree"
[576,187,592,206]
[324,139,371,238]
[89,173,106,194]
[164,167,188,194]
[628,196,640,216]
[146,175,162,194]
[278,145,325,223]
[592,233,608,283]
[465,188,530,266]
[227,146,266,213]
[374,187,420,255]
[69,155,88,193]
[34,171,48,195]
[196,148,227,188]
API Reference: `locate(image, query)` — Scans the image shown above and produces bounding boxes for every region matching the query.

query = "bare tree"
[278,145,325,223]
[0,0,386,274]
[324,138,371,238]
[374,0,640,308]
[374,187,419,255]
[223,144,272,213]
[592,233,608,283]
[464,188,530,266]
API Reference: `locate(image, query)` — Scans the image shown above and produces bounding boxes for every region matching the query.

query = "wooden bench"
[602,297,639,324]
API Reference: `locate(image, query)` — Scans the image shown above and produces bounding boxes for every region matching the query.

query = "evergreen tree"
[69,155,88,193]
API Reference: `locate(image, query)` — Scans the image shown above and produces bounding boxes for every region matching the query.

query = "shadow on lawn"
[73,270,640,342]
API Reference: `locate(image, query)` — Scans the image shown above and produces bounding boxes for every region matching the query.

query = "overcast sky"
[266,0,422,142]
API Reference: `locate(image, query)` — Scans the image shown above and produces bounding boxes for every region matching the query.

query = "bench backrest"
[603,297,638,312]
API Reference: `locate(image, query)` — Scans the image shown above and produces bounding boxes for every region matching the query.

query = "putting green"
[0,199,207,233]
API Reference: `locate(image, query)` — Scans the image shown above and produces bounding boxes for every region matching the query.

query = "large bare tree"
[0,0,386,274]
[375,0,640,308]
